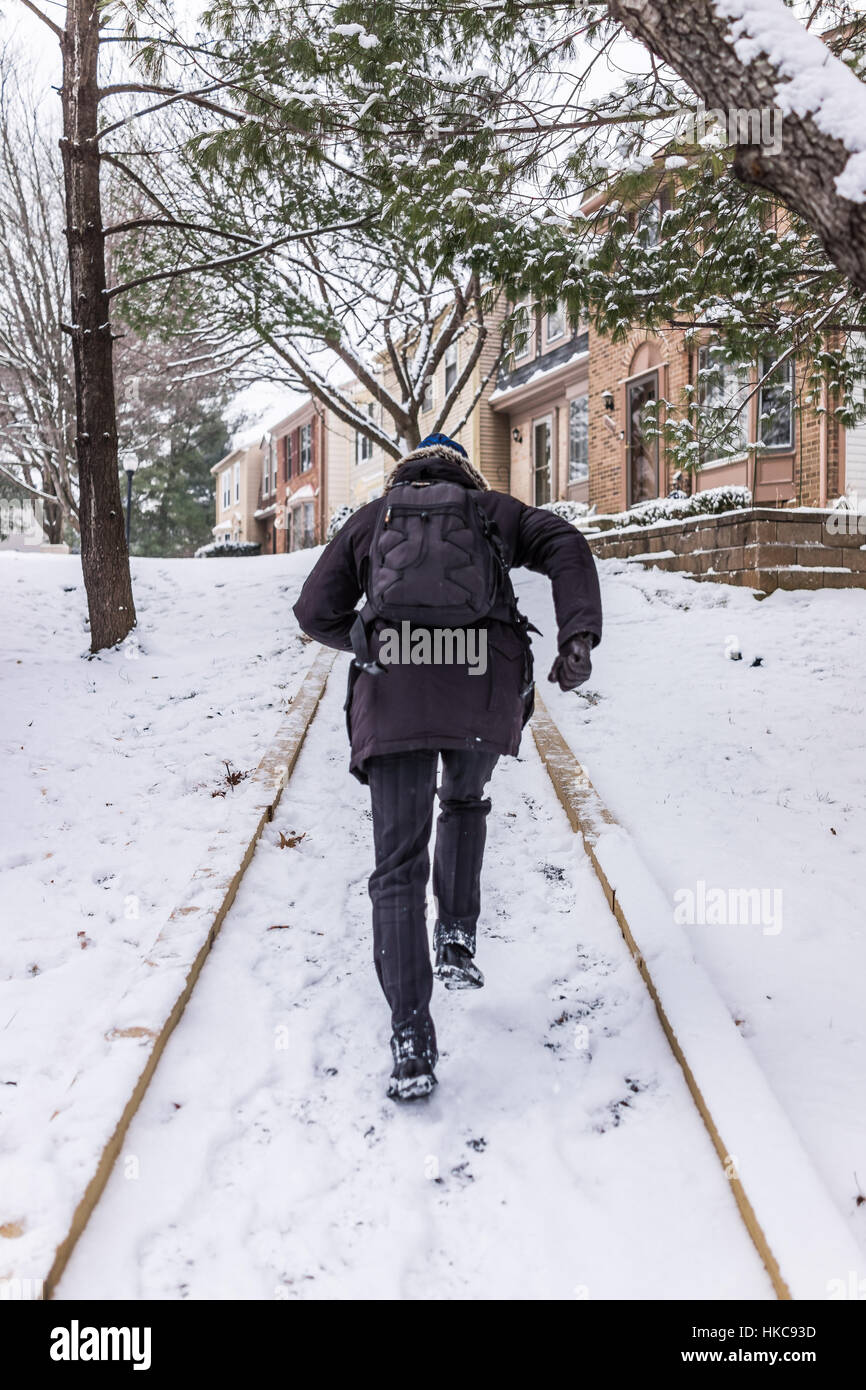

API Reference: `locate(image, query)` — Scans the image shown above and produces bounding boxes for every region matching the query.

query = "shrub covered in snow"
[326,503,359,540]
[539,500,591,524]
[596,485,753,531]
[194,540,262,558]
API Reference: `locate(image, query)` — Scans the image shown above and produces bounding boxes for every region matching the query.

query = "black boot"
[434,924,485,991]
[387,1015,438,1103]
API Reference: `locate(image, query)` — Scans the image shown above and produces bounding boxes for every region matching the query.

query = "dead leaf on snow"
[277,830,306,849]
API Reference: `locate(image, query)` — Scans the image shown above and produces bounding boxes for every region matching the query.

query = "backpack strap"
[477,506,539,700]
[350,606,384,676]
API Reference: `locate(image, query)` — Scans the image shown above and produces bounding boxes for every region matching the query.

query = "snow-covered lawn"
[518,559,866,1257]
[0,552,317,1279]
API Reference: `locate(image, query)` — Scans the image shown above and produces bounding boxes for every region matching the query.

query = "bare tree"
[187,244,508,460]
[0,46,76,541]
[14,0,369,649]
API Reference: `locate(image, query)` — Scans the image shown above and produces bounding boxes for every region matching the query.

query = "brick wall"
[588,508,866,592]
[586,325,838,512]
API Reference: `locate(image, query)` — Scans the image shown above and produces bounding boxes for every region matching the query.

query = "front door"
[627,373,659,506]
[533,415,553,505]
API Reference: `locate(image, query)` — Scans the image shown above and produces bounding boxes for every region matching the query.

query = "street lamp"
[120,449,139,548]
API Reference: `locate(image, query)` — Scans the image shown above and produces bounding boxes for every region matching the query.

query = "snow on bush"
[326,503,359,540]
[539,500,591,524]
[597,485,753,531]
[194,539,262,558]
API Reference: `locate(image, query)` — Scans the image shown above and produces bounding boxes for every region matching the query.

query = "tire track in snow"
[57,660,774,1301]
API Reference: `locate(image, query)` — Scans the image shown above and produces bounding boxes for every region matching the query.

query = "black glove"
[548,633,593,692]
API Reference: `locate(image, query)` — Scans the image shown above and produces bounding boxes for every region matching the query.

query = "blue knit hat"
[418,432,468,459]
[385,431,488,491]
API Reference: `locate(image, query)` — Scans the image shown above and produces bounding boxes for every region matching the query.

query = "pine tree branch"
[102,216,259,244]
[97,84,246,141]
[105,211,377,300]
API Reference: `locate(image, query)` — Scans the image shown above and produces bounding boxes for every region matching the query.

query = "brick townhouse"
[492,280,866,514]
[212,278,866,544]
[254,397,354,553]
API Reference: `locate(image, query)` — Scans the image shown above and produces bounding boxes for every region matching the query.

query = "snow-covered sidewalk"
[55,667,772,1300]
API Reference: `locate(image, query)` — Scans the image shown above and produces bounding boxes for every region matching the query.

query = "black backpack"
[367,479,501,626]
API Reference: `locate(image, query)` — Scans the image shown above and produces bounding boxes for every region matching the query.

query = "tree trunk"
[607,0,866,295]
[60,0,135,651]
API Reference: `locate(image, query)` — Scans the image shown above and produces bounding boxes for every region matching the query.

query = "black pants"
[366,749,499,1032]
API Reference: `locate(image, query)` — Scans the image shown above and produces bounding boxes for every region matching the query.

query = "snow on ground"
[0,552,316,1278]
[4,546,865,1293]
[516,558,866,1257]
[56,669,773,1301]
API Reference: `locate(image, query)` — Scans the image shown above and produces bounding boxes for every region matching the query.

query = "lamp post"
[120,450,139,549]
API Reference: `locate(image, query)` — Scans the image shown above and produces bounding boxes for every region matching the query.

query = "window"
[303,501,315,544]
[758,355,794,449]
[356,430,373,465]
[546,303,566,346]
[421,376,434,412]
[221,470,231,510]
[636,197,662,247]
[262,438,277,495]
[299,423,312,472]
[697,344,749,466]
[356,403,375,465]
[233,461,240,503]
[284,435,293,481]
[568,396,588,484]
[512,300,532,362]
[444,341,458,396]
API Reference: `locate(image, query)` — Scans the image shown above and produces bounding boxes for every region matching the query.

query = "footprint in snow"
[591,1075,656,1134]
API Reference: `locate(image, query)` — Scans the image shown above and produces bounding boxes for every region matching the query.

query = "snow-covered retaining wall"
[588,508,866,593]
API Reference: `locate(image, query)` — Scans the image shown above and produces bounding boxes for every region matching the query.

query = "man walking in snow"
[294,434,601,1101]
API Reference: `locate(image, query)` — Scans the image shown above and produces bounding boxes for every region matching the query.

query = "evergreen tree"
[126,381,229,558]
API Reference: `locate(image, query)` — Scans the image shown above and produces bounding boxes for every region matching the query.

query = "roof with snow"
[493,330,589,403]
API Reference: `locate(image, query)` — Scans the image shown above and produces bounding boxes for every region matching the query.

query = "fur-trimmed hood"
[385,442,490,493]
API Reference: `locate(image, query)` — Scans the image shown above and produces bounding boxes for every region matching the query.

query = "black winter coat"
[293,456,602,781]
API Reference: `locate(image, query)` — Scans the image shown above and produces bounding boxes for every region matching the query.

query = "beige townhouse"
[210,439,266,547]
